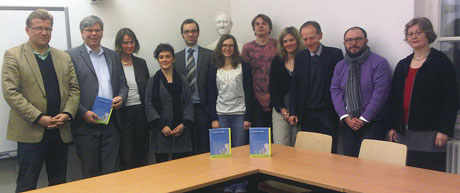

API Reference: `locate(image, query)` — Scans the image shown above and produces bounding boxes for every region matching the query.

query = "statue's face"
[215,14,232,35]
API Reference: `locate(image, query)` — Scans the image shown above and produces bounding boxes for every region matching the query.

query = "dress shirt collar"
[310,44,323,57]
[186,44,199,53]
[85,44,104,56]
[33,46,51,61]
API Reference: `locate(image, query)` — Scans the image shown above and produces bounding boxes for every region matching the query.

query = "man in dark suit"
[289,21,343,153]
[174,19,213,154]
[66,15,128,178]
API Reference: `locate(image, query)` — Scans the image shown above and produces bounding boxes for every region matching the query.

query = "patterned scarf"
[344,46,371,117]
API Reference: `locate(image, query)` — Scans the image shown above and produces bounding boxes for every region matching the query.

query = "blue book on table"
[209,128,231,158]
[249,127,271,157]
[92,96,113,125]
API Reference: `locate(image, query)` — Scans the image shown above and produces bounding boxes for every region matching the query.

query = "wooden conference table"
[29,144,460,193]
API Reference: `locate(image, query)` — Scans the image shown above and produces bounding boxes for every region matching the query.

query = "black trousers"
[190,103,210,154]
[73,116,120,179]
[407,150,446,172]
[119,105,150,170]
[252,100,272,128]
[300,107,338,153]
[16,129,69,193]
[155,152,190,163]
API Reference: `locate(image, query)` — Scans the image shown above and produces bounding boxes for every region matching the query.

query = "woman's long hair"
[213,34,242,69]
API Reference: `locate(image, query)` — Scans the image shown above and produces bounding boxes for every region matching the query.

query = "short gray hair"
[79,15,104,32]
[26,9,53,27]
[404,17,437,43]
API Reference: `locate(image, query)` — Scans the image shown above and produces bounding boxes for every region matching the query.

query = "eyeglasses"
[406,31,424,38]
[222,44,234,48]
[84,29,102,33]
[183,30,198,34]
[30,27,53,32]
[344,37,364,44]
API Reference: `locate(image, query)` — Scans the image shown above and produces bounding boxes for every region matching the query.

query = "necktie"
[309,54,318,81]
[186,49,196,93]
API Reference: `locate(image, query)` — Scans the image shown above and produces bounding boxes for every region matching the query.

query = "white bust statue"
[207,12,242,52]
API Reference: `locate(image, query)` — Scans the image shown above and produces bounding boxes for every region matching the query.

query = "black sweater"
[389,48,458,136]
[269,55,292,112]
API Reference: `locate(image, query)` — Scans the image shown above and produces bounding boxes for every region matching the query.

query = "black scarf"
[150,69,183,127]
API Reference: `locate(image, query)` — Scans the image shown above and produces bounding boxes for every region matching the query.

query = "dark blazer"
[289,46,343,122]
[131,55,150,105]
[208,62,254,122]
[389,48,458,136]
[174,46,213,105]
[66,44,128,134]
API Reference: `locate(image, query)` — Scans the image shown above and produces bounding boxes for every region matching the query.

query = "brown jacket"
[2,42,80,143]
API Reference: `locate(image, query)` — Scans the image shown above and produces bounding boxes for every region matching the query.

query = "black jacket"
[269,55,292,113]
[389,48,458,136]
[289,46,343,122]
[131,55,150,105]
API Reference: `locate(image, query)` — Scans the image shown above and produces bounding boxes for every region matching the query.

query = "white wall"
[0,0,230,73]
[230,0,415,69]
[0,0,416,70]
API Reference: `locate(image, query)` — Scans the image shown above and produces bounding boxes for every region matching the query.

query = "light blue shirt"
[185,44,201,103]
[310,44,323,57]
[85,44,113,99]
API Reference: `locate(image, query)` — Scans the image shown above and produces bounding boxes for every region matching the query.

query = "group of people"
[2,8,458,193]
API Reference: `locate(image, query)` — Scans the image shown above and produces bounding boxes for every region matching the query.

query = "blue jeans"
[16,129,68,193]
[342,119,386,157]
[218,115,248,192]
[218,115,248,147]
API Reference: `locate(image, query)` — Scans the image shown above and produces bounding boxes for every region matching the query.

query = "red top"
[403,67,420,125]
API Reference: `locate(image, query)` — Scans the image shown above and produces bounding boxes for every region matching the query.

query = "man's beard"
[346,44,367,58]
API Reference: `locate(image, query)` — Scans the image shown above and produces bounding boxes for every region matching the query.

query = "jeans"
[342,119,386,157]
[218,115,248,147]
[252,100,272,128]
[218,114,248,192]
[16,129,69,193]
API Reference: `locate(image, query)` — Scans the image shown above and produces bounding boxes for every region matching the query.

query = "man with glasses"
[2,9,80,192]
[330,26,392,157]
[289,21,343,153]
[174,18,213,154]
[66,15,128,177]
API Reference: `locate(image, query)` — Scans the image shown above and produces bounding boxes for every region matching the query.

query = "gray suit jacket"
[66,44,128,134]
[174,46,212,106]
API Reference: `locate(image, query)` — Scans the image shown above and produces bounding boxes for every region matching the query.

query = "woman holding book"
[145,43,193,163]
[115,28,150,170]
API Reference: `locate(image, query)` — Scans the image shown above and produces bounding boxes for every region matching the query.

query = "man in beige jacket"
[2,9,79,192]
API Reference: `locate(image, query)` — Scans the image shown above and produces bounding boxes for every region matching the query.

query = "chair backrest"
[358,139,407,166]
[295,131,332,153]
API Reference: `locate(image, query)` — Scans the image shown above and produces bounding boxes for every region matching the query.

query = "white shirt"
[216,64,245,115]
[122,64,141,106]
[85,44,113,99]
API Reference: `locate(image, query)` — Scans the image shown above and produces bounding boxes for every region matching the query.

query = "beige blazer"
[2,42,80,143]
